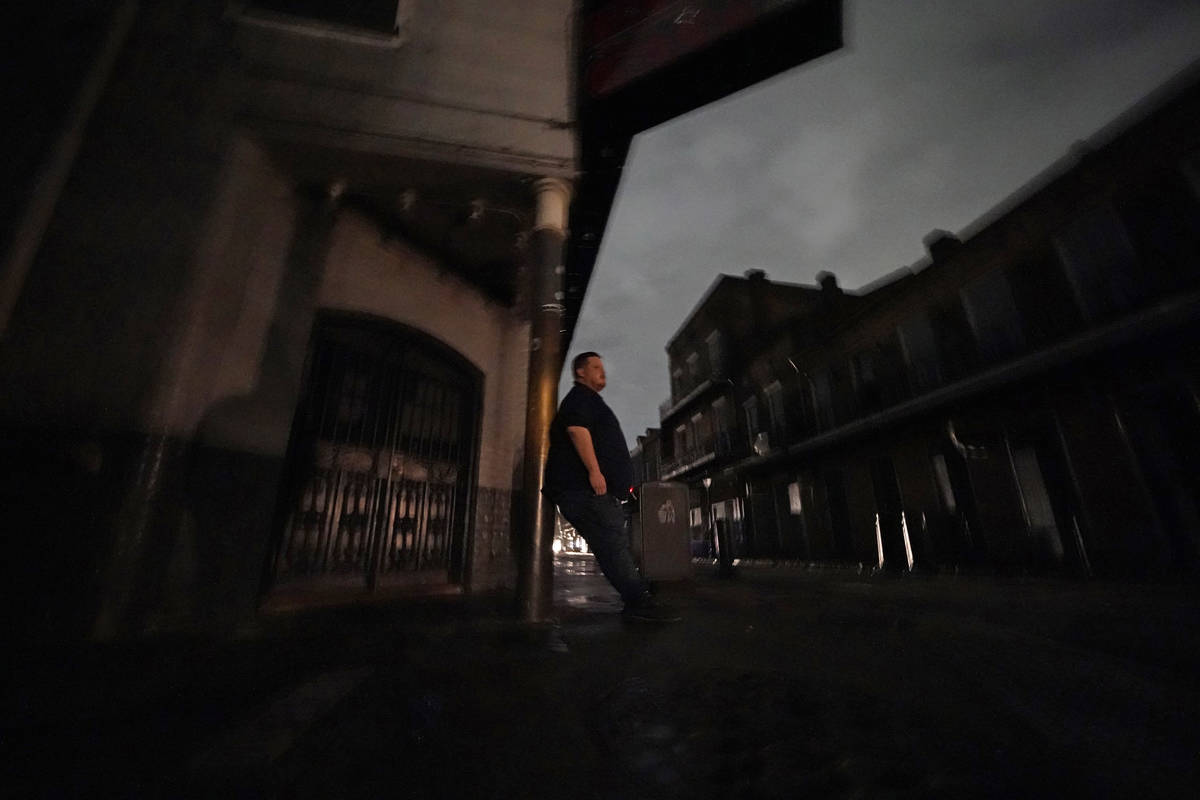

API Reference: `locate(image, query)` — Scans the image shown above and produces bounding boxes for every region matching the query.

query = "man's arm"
[566,425,607,496]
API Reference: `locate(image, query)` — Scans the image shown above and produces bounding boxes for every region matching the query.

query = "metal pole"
[517,178,570,622]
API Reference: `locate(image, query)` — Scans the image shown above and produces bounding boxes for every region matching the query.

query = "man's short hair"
[572,351,601,377]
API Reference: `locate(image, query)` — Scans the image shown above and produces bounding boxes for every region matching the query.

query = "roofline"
[664,274,730,350]
[854,266,914,296]
[664,272,822,350]
[907,56,1200,276]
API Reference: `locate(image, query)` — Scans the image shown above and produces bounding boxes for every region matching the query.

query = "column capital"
[532,177,571,234]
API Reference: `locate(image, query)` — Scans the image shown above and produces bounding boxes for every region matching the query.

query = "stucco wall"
[152,137,299,447]
[230,0,575,176]
[313,214,530,590]
[148,138,531,488]
[3,1,559,638]
[316,210,530,493]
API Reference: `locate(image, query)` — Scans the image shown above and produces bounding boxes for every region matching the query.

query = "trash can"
[629,481,693,581]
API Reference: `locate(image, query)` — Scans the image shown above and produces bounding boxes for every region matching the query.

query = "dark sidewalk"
[5,558,1200,798]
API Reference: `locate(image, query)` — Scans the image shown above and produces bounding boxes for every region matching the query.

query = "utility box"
[630,482,693,581]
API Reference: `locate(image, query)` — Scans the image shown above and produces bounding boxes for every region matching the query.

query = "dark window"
[851,339,907,414]
[764,381,787,440]
[851,349,883,413]
[674,423,689,457]
[1116,168,1200,294]
[1008,249,1082,346]
[930,299,977,381]
[897,313,941,393]
[796,370,819,436]
[811,369,835,431]
[706,330,727,377]
[1053,202,1142,320]
[876,333,909,406]
[712,397,733,454]
[249,0,402,33]
[828,365,856,426]
[692,411,712,452]
[743,396,760,448]
[659,427,675,460]
[961,269,1024,363]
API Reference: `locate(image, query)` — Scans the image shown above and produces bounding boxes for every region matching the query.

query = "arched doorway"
[265,312,481,602]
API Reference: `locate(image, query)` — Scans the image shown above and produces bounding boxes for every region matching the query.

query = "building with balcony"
[630,427,663,490]
[652,269,863,555]
[646,63,1200,577]
[657,270,861,477]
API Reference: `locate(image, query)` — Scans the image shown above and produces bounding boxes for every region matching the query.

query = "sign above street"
[579,0,842,133]
[564,1,843,357]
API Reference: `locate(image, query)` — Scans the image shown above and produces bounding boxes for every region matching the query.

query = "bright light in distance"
[552,538,563,554]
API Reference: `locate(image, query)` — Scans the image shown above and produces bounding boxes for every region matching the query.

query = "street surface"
[5,556,1198,798]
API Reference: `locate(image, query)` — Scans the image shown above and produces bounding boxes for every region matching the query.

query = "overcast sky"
[563,0,1200,448]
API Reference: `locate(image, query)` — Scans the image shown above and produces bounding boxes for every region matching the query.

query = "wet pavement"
[5,557,1200,798]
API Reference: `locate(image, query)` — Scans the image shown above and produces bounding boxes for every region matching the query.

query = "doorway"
[266,313,481,600]
[870,457,909,571]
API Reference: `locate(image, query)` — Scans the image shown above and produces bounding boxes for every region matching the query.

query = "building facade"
[2,1,845,638]
[645,66,1200,578]
[1,1,576,638]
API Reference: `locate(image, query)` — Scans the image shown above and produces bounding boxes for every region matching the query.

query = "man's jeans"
[554,490,647,605]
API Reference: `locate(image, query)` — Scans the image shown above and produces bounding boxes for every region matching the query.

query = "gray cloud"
[565,0,1200,446]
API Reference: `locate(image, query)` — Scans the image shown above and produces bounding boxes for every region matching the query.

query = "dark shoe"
[622,593,682,623]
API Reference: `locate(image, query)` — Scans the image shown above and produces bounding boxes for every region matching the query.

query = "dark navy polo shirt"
[543,382,634,497]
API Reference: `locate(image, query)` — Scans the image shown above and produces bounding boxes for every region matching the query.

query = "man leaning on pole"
[542,352,681,622]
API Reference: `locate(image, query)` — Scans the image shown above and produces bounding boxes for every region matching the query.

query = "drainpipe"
[0,1,141,338]
[516,178,571,623]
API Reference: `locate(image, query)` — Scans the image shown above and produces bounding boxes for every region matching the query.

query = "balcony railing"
[658,431,746,480]
[660,361,731,421]
[660,449,714,480]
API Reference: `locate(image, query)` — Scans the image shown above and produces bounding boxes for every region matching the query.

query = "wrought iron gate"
[269,314,480,593]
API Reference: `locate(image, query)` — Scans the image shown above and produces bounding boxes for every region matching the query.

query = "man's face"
[576,356,606,392]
